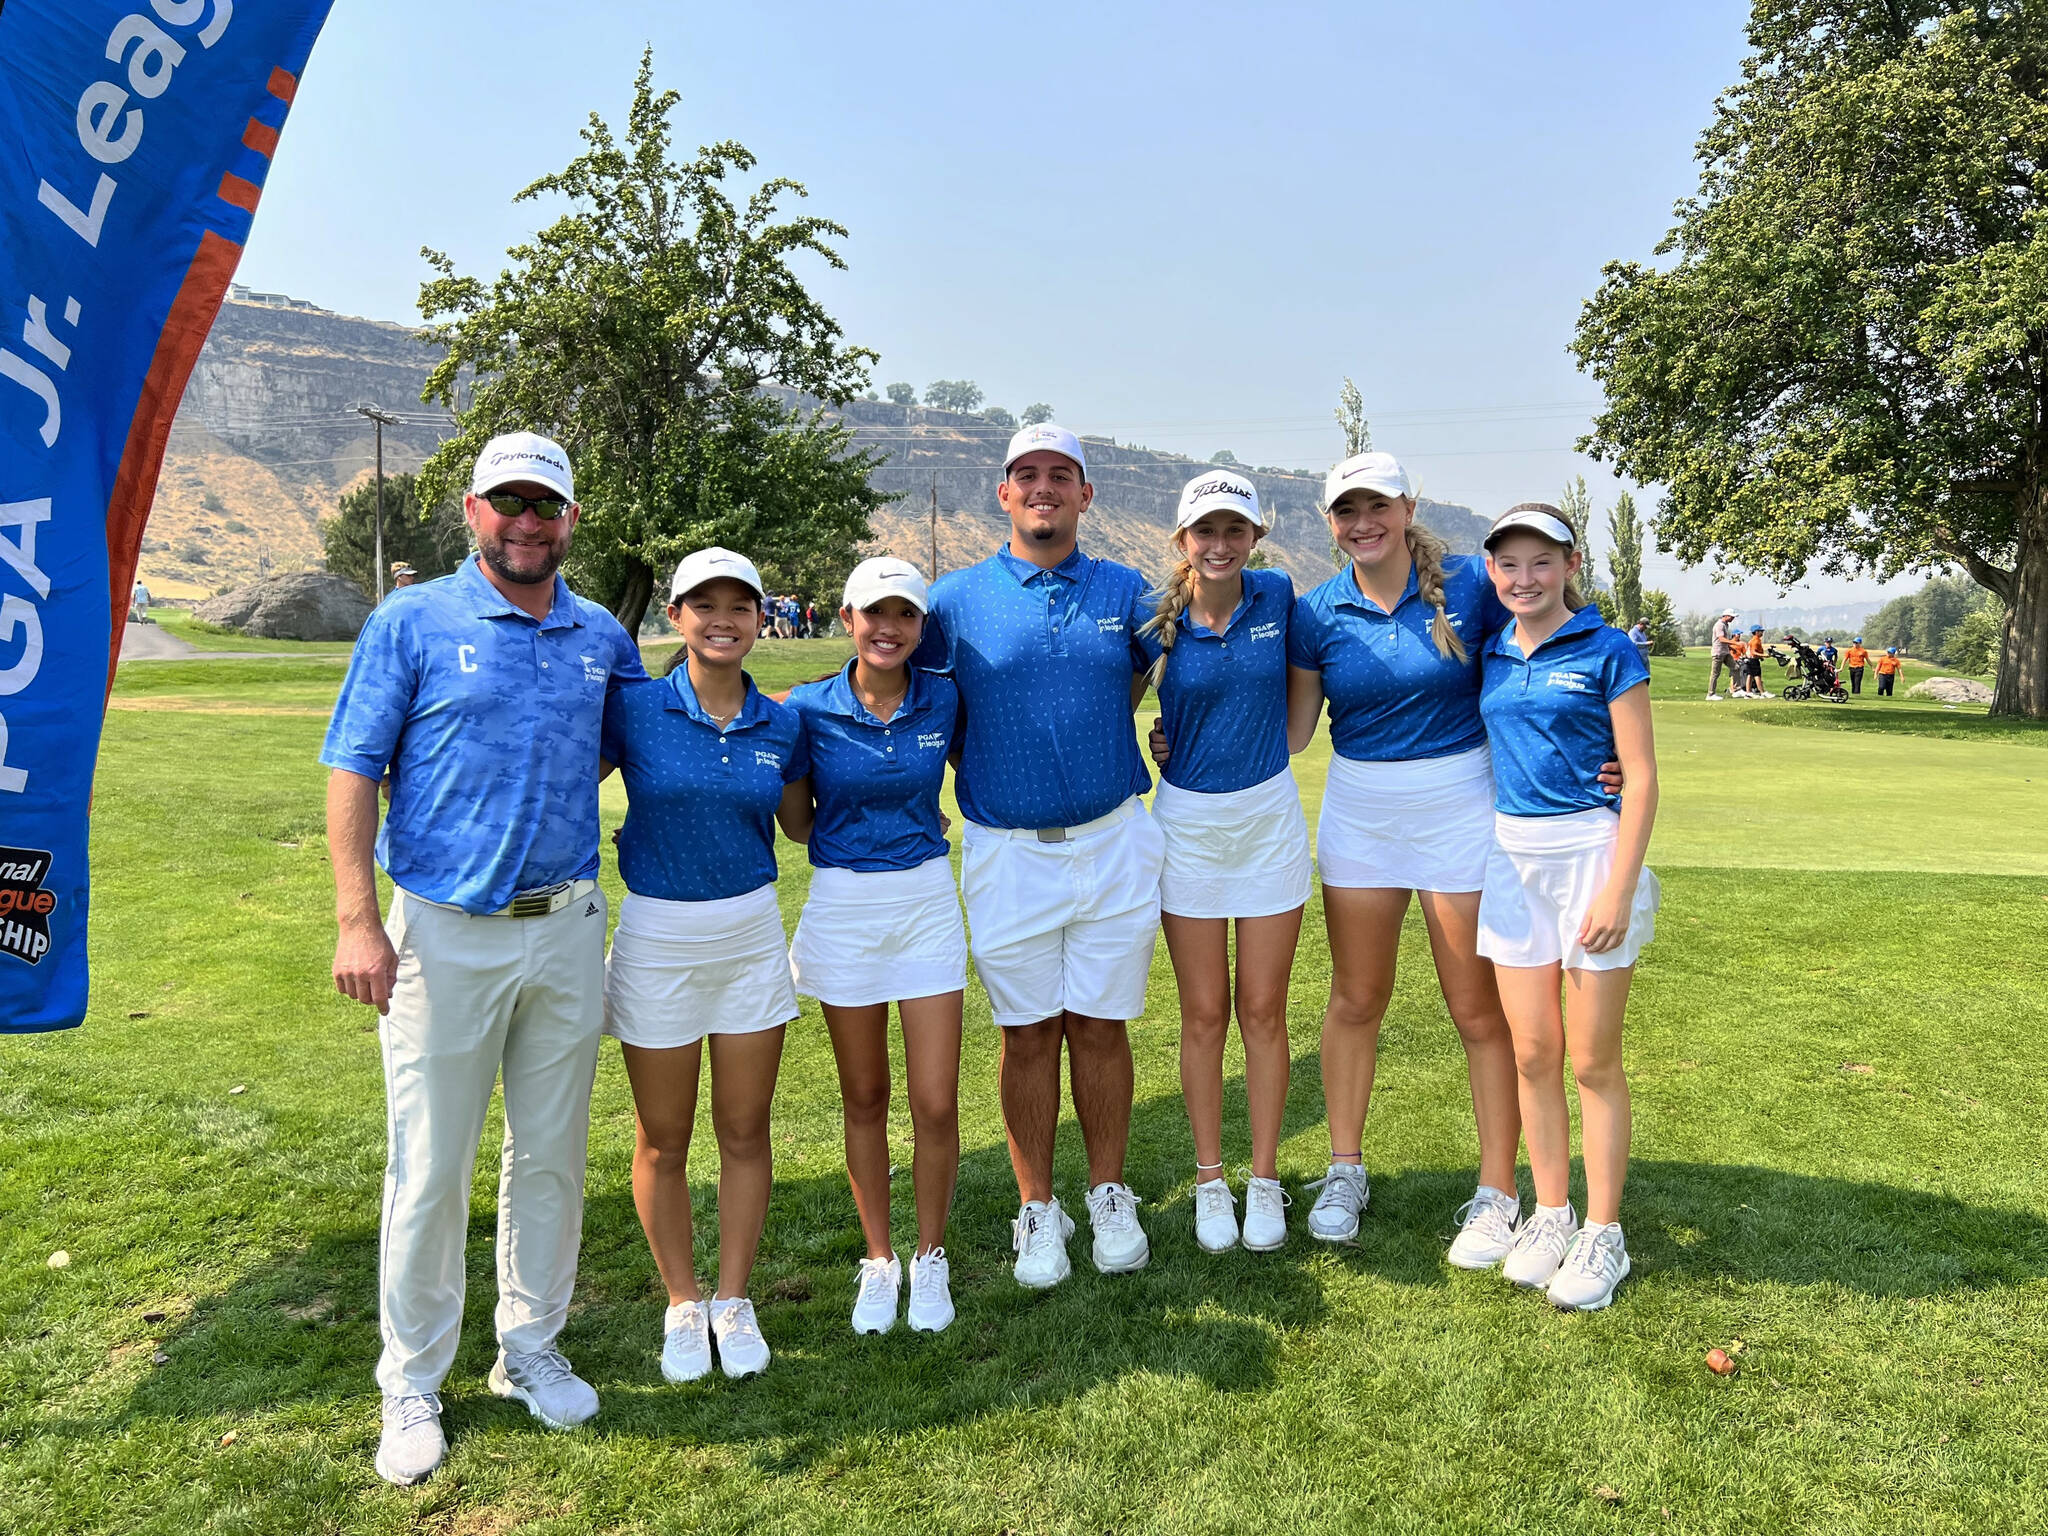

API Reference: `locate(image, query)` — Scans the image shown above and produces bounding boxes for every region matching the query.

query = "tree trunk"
[1991,500,2048,720]
[612,555,655,643]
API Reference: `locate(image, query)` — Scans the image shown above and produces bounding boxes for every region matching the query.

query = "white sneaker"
[1446,1185,1523,1271]
[1085,1181,1150,1273]
[1242,1176,1290,1252]
[1304,1163,1369,1242]
[661,1299,712,1382]
[1705,693,1722,700]
[1012,1198,1074,1288]
[1547,1222,1631,1311]
[488,1347,599,1429]
[374,1392,444,1486]
[1192,1178,1238,1253]
[907,1248,955,1332]
[1502,1202,1579,1289]
[852,1254,901,1335]
[708,1297,770,1377]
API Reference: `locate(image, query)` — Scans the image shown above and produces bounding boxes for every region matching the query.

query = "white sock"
[1536,1202,1573,1220]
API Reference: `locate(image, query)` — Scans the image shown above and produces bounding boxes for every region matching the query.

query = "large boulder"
[1906,676,1993,704]
[195,571,373,641]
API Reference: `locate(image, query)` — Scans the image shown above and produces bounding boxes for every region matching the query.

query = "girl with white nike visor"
[785,558,966,1337]
[1139,470,1309,1255]
[1476,505,1659,1311]
[601,548,810,1383]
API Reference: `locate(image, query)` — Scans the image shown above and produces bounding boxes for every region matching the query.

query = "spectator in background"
[1876,646,1902,697]
[803,600,819,639]
[1843,636,1870,695]
[391,563,419,590]
[1627,618,1651,671]
[1818,636,1838,672]
[130,578,152,625]
[1708,608,1737,699]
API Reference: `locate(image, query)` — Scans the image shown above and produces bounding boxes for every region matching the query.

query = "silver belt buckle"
[507,881,569,918]
[1035,826,1067,844]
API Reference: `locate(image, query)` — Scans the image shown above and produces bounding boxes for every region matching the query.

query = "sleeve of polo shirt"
[1126,572,1155,674]
[601,684,633,769]
[318,607,416,780]
[910,607,950,673]
[608,616,650,685]
[1605,631,1652,699]
[1285,593,1321,671]
[784,718,811,783]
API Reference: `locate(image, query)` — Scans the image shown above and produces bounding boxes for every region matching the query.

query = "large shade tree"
[1572,1,2048,717]
[415,51,889,633]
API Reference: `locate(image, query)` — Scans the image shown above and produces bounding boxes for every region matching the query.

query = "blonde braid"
[1138,543,1202,689]
[1405,523,1468,663]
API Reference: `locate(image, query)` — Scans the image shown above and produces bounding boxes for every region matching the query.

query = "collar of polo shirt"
[665,666,770,729]
[1489,601,1608,659]
[455,553,577,628]
[826,657,930,725]
[1333,560,1420,615]
[995,544,1089,584]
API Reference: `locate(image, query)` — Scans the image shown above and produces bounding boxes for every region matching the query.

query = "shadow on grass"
[105,1070,2048,1468]
[1735,702,2048,746]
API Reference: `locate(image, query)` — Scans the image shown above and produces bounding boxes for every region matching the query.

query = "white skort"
[1152,767,1312,920]
[789,856,968,1008]
[1476,808,1660,972]
[960,796,1165,1027]
[603,884,799,1048]
[1317,743,1495,893]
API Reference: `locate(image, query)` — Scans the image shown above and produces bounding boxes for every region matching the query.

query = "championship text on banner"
[0,0,335,1031]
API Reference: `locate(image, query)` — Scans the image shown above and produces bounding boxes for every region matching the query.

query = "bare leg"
[1494,963,1570,1208]
[1416,890,1521,1194]
[619,1041,704,1304]
[707,1027,786,1299]
[1000,1016,1064,1205]
[1162,914,1232,1181]
[1064,1013,1134,1188]
[899,991,964,1254]
[1318,886,1410,1163]
[1564,967,1635,1225]
[822,1002,894,1260]
[1233,908,1303,1180]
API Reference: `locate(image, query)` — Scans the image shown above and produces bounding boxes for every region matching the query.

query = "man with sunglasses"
[322,431,647,1485]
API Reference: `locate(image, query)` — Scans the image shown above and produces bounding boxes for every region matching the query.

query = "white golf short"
[603,884,799,1048]
[1152,767,1313,920]
[1476,808,1660,972]
[790,856,968,1008]
[1317,743,1494,893]
[959,796,1165,1027]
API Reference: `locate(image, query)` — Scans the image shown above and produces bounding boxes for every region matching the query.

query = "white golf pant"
[375,885,607,1398]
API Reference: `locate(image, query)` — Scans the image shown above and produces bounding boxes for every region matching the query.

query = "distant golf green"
[3,641,2043,1534]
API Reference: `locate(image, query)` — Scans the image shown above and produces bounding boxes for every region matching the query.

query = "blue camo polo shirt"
[1135,566,1295,794]
[1480,605,1651,818]
[320,556,647,914]
[602,668,808,903]
[786,662,959,872]
[1286,553,1508,762]
[911,545,1153,830]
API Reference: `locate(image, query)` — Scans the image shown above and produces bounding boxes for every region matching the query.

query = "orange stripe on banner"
[243,118,280,158]
[104,230,245,698]
[267,67,298,104]
[218,173,262,212]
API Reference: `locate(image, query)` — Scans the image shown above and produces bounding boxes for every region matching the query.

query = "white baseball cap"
[669,546,765,601]
[1175,469,1267,531]
[471,431,575,501]
[1484,503,1578,551]
[1003,422,1088,481]
[1324,451,1412,509]
[1721,607,1738,618]
[842,555,931,614]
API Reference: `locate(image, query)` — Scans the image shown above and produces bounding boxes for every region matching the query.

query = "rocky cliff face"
[143,294,1486,598]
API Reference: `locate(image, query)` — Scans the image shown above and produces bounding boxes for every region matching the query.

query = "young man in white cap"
[322,430,646,1485]
[1708,609,1738,699]
[913,423,1164,1287]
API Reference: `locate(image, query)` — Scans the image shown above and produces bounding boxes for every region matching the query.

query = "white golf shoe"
[1085,1181,1150,1273]
[1547,1222,1632,1311]
[907,1248,955,1332]
[1304,1163,1369,1242]
[1446,1185,1523,1270]
[1192,1178,1239,1253]
[1012,1198,1075,1289]
[660,1299,712,1383]
[852,1254,901,1335]
[374,1392,445,1486]
[1502,1202,1579,1289]
[709,1296,771,1377]
[488,1347,599,1429]
[1242,1175,1290,1252]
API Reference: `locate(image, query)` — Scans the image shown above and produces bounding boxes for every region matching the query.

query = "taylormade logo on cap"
[1003,423,1088,481]
[470,430,575,502]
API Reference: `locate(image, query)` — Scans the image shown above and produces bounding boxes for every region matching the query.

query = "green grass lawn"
[5,645,2046,1534]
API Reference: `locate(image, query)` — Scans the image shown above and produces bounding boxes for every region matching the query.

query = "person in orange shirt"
[1843,637,1870,695]
[1741,625,1770,697]
[1876,646,1903,697]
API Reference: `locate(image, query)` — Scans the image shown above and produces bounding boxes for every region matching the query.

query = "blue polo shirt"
[787,662,959,871]
[1286,553,1508,762]
[1479,605,1650,817]
[1135,566,1295,794]
[911,545,1152,830]
[602,669,808,902]
[320,556,646,914]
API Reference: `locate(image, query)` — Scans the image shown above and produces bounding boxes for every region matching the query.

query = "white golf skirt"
[603,884,799,1048]
[1317,744,1494,893]
[1476,808,1660,972]
[789,856,968,1007]
[1152,767,1312,919]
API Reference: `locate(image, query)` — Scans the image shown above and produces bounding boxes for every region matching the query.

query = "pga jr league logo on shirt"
[0,847,58,967]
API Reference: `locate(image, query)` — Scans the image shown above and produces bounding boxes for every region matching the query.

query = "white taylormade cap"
[669,546,765,600]
[842,555,931,613]
[471,431,575,501]
[1483,503,1578,551]
[1323,450,1413,509]
[1003,422,1088,481]
[1175,469,1267,531]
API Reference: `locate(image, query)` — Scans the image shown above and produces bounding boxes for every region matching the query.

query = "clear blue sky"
[242,0,1915,616]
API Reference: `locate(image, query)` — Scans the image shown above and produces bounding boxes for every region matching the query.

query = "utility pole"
[929,473,939,579]
[355,404,401,600]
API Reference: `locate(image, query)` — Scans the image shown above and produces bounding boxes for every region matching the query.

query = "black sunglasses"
[481,491,571,520]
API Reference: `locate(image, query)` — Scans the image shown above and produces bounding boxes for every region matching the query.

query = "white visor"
[1484,507,1577,550]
